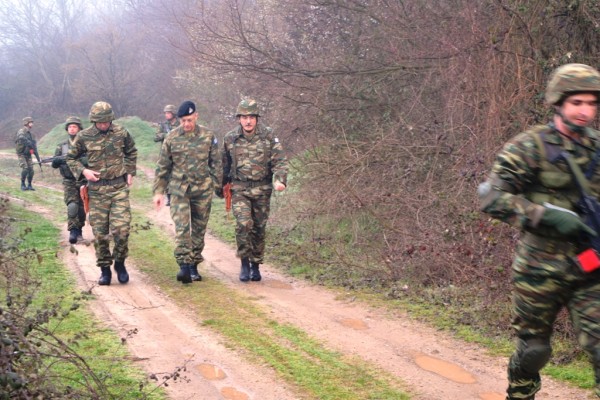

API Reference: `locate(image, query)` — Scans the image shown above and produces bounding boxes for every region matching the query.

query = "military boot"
[76,228,84,242]
[239,258,250,282]
[113,260,129,284]
[98,266,112,285]
[190,263,202,281]
[177,264,192,284]
[69,229,78,244]
[20,180,27,191]
[26,180,34,191]
[250,262,262,281]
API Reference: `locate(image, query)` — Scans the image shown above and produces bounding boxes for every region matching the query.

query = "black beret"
[177,100,196,118]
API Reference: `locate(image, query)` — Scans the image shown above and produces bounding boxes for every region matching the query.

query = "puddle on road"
[479,393,505,400]
[414,353,477,384]
[221,386,249,400]
[197,363,227,380]
[264,280,293,290]
[339,318,369,330]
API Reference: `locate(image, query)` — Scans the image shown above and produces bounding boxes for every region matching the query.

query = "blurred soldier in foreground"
[153,100,222,284]
[67,102,137,286]
[478,63,600,399]
[222,99,288,282]
[154,104,180,206]
[15,117,38,190]
[52,116,87,244]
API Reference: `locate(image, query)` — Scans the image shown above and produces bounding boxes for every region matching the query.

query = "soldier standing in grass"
[52,116,87,244]
[15,117,37,191]
[152,100,222,284]
[222,99,288,282]
[67,101,137,286]
[478,63,600,400]
[154,104,180,206]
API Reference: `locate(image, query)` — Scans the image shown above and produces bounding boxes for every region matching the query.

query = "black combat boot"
[250,262,262,281]
[177,264,192,284]
[26,180,34,191]
[20,180,27,191]
[69,229,78,244]
[98,266,112,285]
[76,228,84,242]
[190,263,202,281]
[239,258,250,282]
[113,260,129,284]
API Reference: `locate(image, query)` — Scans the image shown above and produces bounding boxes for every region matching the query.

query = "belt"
[233,178,271,188]
[521,232,576,254]
[88,175,126,187]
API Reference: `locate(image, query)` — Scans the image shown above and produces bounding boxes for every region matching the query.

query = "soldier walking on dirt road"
[222,99,288,282]
[479,63,600,400]
[15,117,38,191]
[152,100,222,284]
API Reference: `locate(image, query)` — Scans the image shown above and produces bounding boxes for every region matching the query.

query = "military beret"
[177,100,196,118]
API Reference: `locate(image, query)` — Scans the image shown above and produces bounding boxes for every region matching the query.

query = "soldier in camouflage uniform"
[478,64,600,400]
[222,99,288,282]
[14,117,37,191]
[154,104,180,206]
[52,116,88,244]
[67,101,137,286]
[152,100,222,284]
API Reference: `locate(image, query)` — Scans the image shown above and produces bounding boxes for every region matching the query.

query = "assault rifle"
[555,150,600,271]
[36,155,65,165]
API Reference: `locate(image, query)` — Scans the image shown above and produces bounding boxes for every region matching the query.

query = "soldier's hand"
[541,205,597,237]
[51,158,64,168]
[83,168,101,182]
[274,181,286,192]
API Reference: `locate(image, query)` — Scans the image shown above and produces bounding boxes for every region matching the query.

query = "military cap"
[89,101,115,123]
[546,63,600,105]
[236,99,260,117]
[164,104,177,113]
[23,117,33,125]
[177,100,196,118]
[65,116,83,130]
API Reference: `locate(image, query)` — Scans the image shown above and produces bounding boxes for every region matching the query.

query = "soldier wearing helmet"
[67,101,138,286]
[478,64,600,399]
[51,116,87,244]
[154,104,181,206]
[14,116,37,190]
[221,99,288,282]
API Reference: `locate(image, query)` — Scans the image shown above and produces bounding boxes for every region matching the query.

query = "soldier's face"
[67,124,80,136]
[165,112,174,120]
[239,115,257,133]
[562,93,598,127]
[95,121,111,132]
[26,122,33,129]
[181,113,198,132]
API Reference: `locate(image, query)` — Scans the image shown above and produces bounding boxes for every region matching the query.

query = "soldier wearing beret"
[15,117,37,191]
[67,101,137,286]
[222,99,288,282]
[153,100,222,284]
[479,64,600,399]
[52,116,88,244]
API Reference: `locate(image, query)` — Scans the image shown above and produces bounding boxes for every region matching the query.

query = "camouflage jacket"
[222,124,288,187]
[153,124,222,196]
[53,137,87,182]
[154,118,180,143]
[15,128,35,156]
[67,123,137,182]
[480,123,600,237]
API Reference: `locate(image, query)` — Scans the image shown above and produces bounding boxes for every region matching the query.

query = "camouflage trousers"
[507,241,600,399]
[63,178,86,231]
[17,154,34,181]
[170,188,212,265]
[232,186,272,264]
[88,184,131,268]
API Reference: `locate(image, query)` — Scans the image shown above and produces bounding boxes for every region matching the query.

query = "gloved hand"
[215,187,224,198]
[51,158,64,168]
[541,204,597,237]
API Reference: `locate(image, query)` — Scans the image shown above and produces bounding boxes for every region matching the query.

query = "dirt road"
[12,165,593,400]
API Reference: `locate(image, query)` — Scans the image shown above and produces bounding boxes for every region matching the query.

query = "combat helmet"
[89,101,115,123]
[545,63,600,105]
[22,117,33,125]
[65,116,83,131]
[236,99,260,117]
[163,104,177,113]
